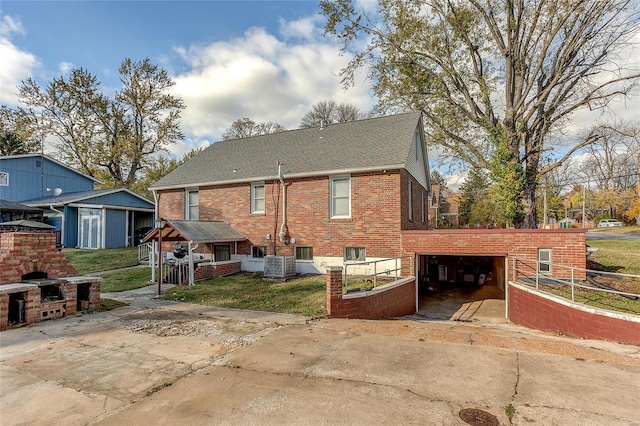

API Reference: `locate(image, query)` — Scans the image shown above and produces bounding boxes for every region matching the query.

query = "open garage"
[416,253,506,321]
[402,228,588,322]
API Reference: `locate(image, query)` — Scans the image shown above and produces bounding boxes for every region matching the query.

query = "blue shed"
[0,154,155,249]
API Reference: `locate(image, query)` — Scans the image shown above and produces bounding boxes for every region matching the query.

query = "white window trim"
[538,249,552,275]
[330,175,351,219]
[0,172,8,186]
[295,246,314,262]
[251,182,265,214]
[251,245,266,260]
[185,189,199,220]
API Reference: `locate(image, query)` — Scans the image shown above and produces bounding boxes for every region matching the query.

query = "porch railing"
[343,256,414,294]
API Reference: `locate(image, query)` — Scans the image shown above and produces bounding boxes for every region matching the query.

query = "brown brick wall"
[402,229,587,279]
[508,283,640,345]
[193,261,242,282]
[157,171,430,260]
[326,267,416,319]
[0,233,78,284]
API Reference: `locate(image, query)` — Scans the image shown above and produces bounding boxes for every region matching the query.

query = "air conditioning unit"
[264,256,296,278]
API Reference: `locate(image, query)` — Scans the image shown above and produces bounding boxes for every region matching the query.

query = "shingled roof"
[151,112,423,190]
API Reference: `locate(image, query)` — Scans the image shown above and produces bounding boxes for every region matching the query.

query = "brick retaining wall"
[508,282,640,345]
[326,266,416,319]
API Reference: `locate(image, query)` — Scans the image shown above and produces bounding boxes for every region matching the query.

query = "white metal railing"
[343,256,413,294]
[138,242,151,263]
[511,257,640,307]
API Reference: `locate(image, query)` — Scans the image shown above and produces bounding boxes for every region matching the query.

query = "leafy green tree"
[458,166,490,225]
[321,0,640,228]
[0,106,42,154]
[17,58,185,190]
[131,148,204,199]
[222,118,286,140]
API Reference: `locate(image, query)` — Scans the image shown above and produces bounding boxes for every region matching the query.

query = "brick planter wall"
[0,233,78,284]
[508,282,640,345]
[326,266,416,319]
[193,261,242,282]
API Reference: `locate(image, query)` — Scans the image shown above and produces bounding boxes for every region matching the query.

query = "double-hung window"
[186,189,199,220]
[215,244,231,262]
[330,176,351,218]
[408,180,413,221]
[251,182,265,214]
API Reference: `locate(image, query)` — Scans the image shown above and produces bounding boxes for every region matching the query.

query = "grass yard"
[64,247,140,274]
[587,239,640,275]
[163,273,327,317]
[99,267,155,293]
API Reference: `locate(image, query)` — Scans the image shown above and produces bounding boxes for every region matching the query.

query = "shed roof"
[22,188,154,210]
[151,112,423,190]
[142,220,247,244]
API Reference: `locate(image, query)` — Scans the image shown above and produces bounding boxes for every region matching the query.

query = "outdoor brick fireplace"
[0,232,101,329]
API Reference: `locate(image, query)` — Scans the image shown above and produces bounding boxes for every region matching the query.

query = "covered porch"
[143,219,247,287]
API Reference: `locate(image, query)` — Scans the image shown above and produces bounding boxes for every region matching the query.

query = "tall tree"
[222,118,286,140]
[16,58,185,189]
[0,106,42,154]
[322,0,640,228]
[458,166,490,225]
[299,100,366,128]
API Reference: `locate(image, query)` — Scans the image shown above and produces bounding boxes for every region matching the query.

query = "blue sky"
[1,0,376,156]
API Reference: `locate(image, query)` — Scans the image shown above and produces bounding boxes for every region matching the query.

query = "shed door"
[80,214,101,249]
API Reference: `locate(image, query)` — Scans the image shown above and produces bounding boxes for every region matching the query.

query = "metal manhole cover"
[459,408,499,426]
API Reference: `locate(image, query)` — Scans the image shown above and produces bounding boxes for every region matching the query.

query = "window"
[186,189,199,220]
[331,176,351,218]
[0,172,7,186]
[215,244,231,262]
[295,246,313,261]
[538,249,552,275]
[251,182,265,213]
[344,246,365,261]
[251,245,266,259]
[408,180,414,220]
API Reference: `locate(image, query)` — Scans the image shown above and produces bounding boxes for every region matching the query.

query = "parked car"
[597,219,623,228]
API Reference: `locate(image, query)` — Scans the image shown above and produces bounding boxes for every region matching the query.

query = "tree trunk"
[522,180,538,229]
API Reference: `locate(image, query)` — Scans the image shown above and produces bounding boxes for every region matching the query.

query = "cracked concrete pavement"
[1,287,640,425]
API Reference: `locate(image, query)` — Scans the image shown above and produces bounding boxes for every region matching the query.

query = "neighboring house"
[150,112,431,274]
[0,154,154,248]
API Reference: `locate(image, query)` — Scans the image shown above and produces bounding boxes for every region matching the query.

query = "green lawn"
[163,273,327,317]
[64,247,140,274]
[587,240,640,275]
[99,267,155,293]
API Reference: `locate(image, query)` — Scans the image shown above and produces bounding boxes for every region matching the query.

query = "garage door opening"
[416,254,506,322]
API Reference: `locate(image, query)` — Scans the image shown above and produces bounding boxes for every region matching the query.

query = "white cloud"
[0,16,38,106]
[170,24,375,153]
[58,61,75,75]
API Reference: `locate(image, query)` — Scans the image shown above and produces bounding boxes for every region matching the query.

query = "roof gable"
[151,112,424,190]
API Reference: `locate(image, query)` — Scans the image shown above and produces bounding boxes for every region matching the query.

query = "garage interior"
[416,254,506,322]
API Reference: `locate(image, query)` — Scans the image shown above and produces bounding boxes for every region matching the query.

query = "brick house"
[148,112,431,276]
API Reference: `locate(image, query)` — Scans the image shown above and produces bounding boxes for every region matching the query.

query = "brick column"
[0,294,8,329]
[61,281,77,315]
[326,266,343,317]
[25,289,41,325]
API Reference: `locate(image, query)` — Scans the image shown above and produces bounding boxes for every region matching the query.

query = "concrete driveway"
[1,287,640,425]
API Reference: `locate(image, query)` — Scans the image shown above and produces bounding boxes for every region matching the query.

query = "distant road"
[586,231,640,241]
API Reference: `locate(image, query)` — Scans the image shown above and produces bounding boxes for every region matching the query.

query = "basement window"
[344,246,365,262]
[295,246,313,261]
[538,249,552,275]
[251,245,266,259]
[214,244,231,262]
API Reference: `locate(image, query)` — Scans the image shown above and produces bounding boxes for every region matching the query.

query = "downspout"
[278,162,287,244]
[50,205,64,248]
